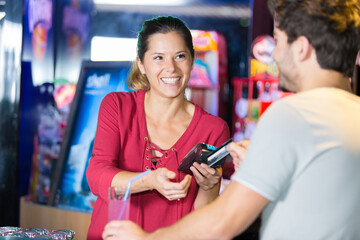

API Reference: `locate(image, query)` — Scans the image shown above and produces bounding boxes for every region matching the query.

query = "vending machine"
[186,30,228,120]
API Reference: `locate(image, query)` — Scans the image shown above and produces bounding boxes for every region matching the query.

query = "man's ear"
[295,36,312,62]
[137,57,145,74]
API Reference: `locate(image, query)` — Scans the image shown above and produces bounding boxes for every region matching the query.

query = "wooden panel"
[20,197,91,240]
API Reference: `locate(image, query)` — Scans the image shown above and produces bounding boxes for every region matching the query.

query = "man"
[103,0,360,239]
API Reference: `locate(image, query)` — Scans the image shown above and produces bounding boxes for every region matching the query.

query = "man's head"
[270,0,360,79]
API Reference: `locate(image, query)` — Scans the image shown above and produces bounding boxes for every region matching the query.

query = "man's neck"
[300,68,352,93]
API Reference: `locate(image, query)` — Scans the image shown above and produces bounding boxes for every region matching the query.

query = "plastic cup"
[108,186,130,221]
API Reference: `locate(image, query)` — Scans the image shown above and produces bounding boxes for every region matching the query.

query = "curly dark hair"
[269,0,360,77]
[128,16,194,91]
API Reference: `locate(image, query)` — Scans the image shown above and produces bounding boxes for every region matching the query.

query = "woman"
[86,16,230,240]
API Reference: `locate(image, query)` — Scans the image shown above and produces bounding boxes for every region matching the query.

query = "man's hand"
[102,220,148,240]
[227,140,250,171]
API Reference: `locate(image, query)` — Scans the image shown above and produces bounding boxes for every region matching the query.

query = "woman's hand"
[148,168,192,201]
[190,162,222,191]
[227,140,250,171]
[103,220,147,240]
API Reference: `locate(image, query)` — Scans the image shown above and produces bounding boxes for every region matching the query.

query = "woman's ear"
[137,57,146,74]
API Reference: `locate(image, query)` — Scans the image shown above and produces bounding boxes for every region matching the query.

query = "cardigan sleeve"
[86,93,122,201]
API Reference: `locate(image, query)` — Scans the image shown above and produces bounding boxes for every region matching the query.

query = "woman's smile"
[160,76,181,85]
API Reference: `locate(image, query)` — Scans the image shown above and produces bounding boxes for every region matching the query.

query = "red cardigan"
[86,90,230,240]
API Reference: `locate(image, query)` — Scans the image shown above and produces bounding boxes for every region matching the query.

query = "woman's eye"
[176,54,186,60]
[154,56,162,60]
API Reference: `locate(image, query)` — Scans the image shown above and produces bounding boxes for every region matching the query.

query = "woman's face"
[137,31,194,98]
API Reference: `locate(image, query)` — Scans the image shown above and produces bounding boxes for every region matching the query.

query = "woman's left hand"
[190,162,222,191]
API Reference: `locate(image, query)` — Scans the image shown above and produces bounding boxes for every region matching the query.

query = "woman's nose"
[165,59,176,72]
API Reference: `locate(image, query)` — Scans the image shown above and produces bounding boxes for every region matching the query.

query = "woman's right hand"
[147,168,192,201]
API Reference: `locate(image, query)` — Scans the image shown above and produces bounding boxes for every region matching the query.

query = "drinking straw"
[116,169,151,220]
[123,169,151,200]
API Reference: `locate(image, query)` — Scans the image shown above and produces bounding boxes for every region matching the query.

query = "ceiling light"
[93,0,188,6]
[91,36,137,62]
[0,12,5,21]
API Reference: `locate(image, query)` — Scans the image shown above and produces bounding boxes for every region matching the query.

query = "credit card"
[207,138,232,167]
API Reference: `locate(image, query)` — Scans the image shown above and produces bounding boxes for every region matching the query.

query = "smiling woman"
[86,16,230,240]
[136,31,194,99]
[128,16,194,91]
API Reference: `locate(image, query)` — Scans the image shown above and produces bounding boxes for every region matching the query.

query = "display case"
[231,35,290,142]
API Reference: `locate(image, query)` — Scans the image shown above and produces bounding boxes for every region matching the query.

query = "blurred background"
[1,0,357,238]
